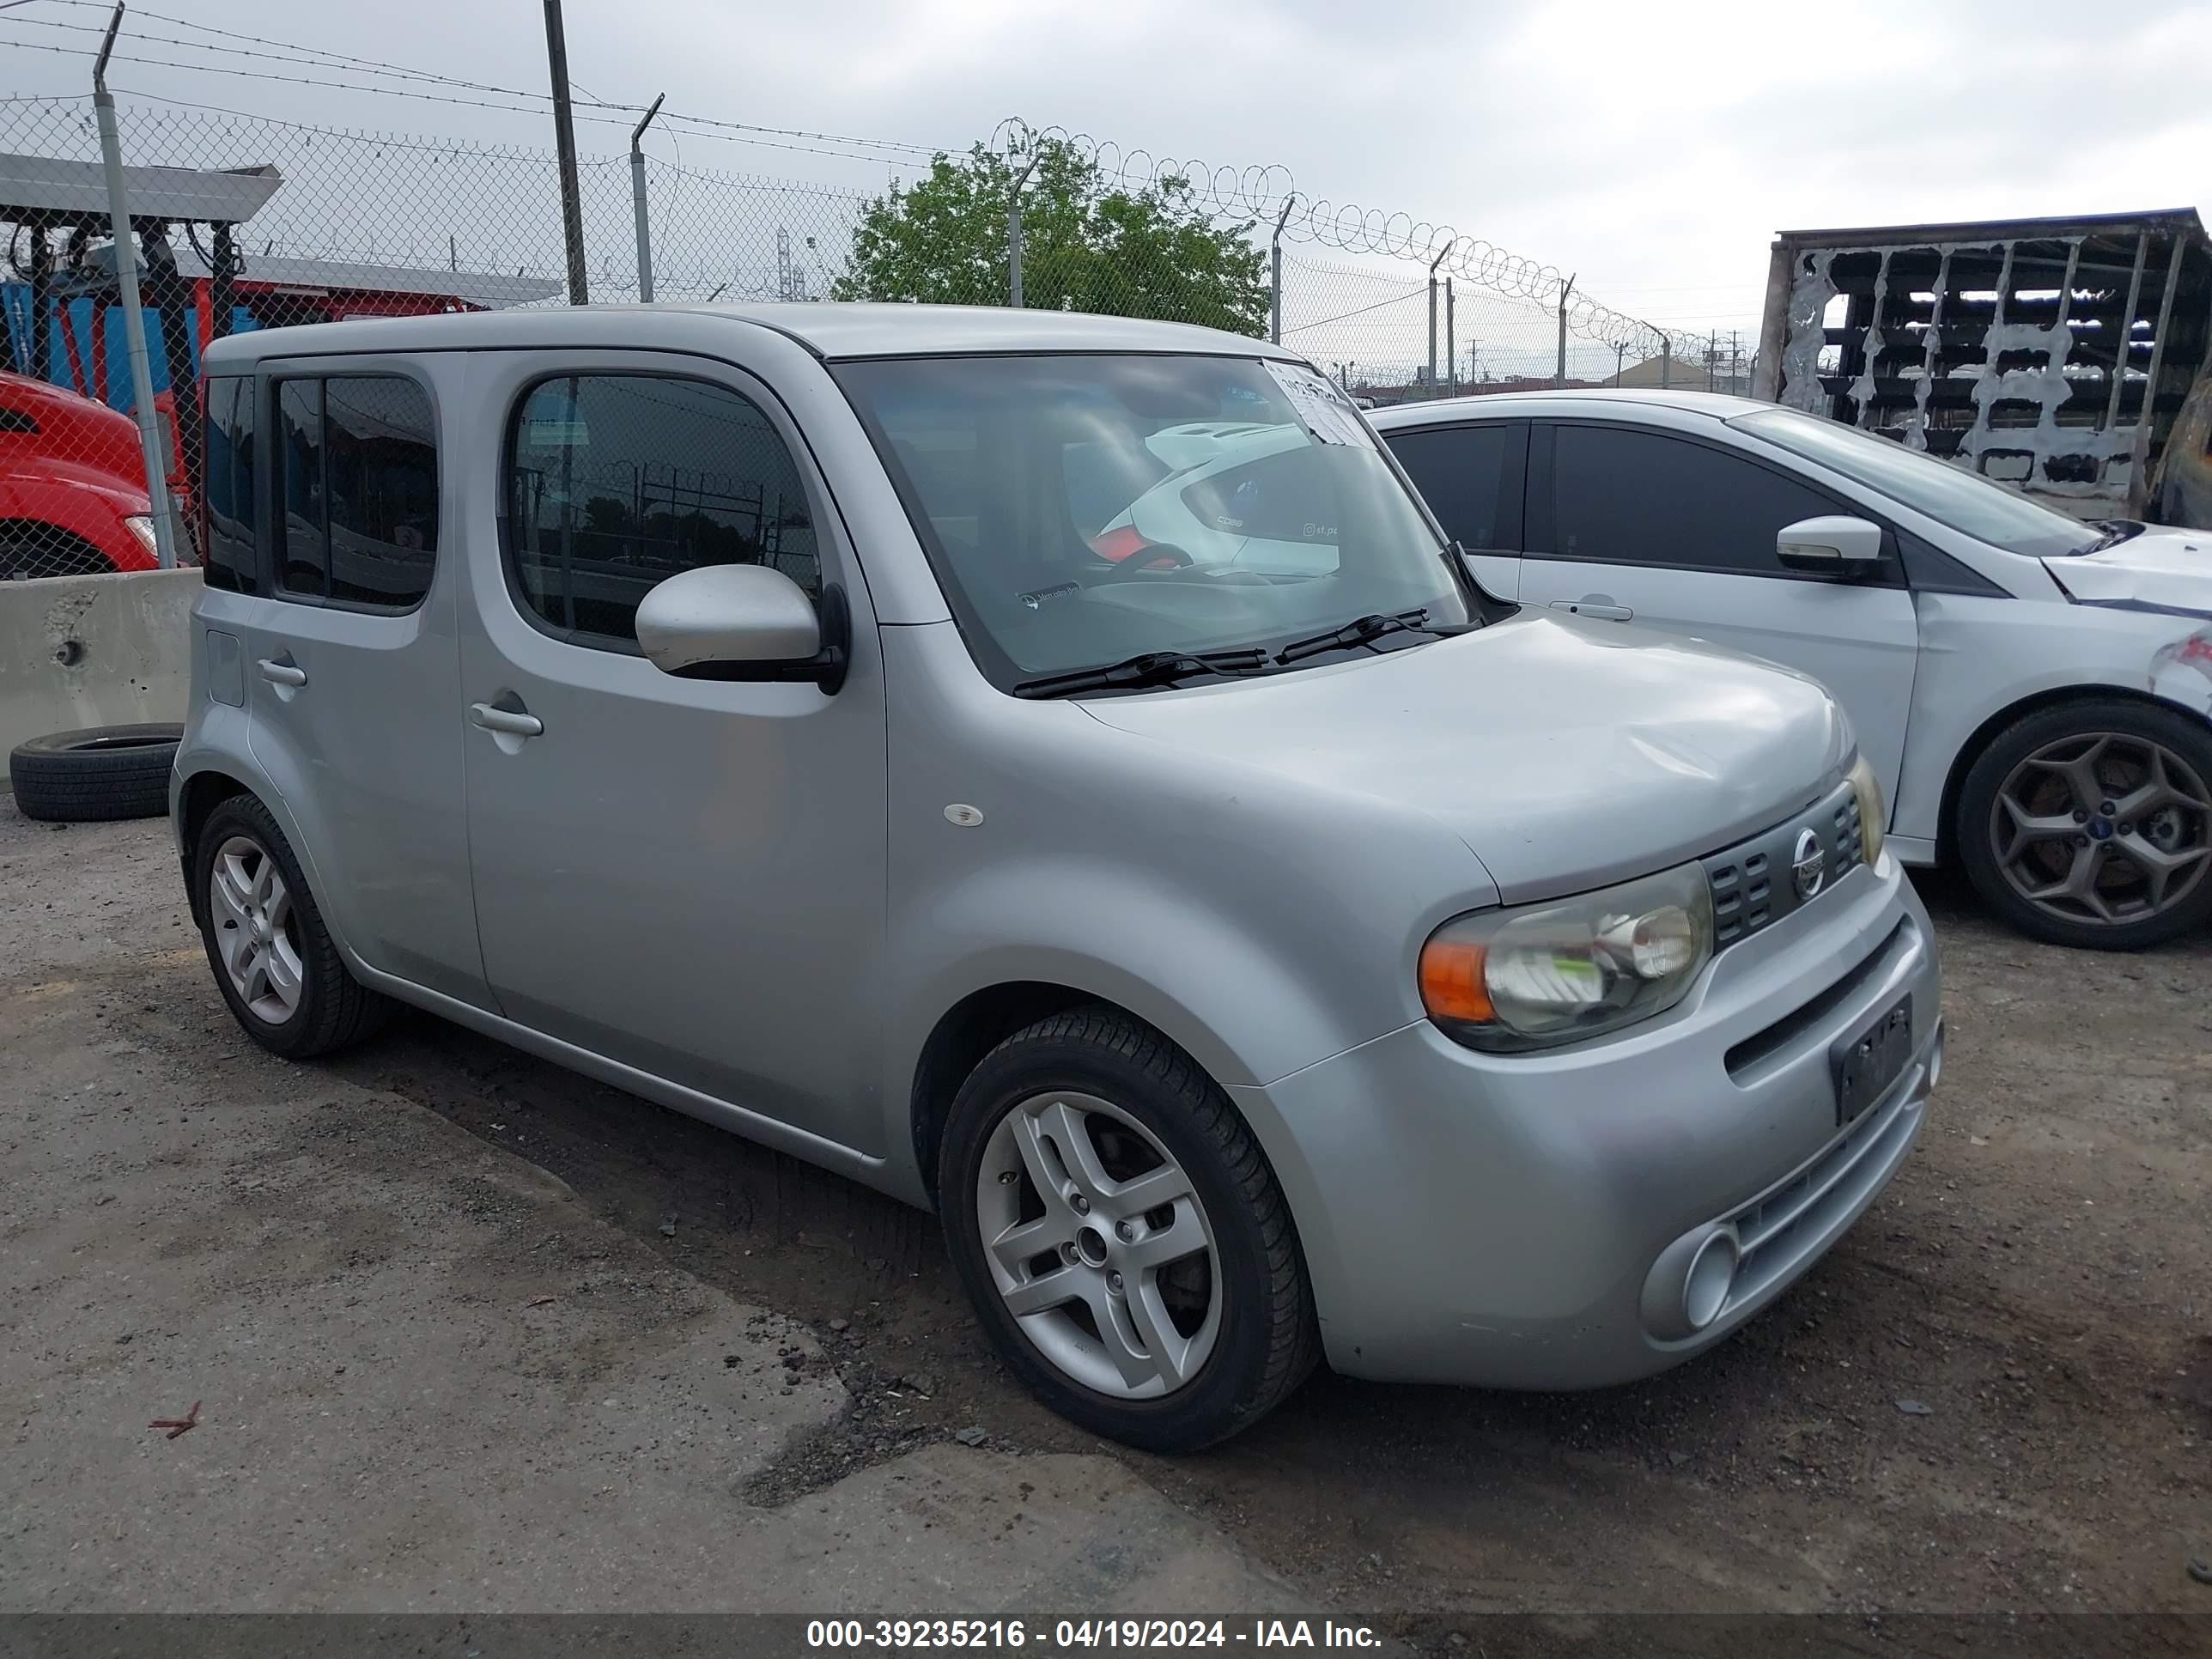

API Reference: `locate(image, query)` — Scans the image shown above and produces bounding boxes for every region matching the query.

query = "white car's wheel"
[1957,699,2212,950]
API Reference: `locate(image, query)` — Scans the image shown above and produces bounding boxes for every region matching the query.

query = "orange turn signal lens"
[1419,937,1494,1024]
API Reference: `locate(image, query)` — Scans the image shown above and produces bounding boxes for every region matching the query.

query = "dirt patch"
[15,807,2210,1622]
[316,866,2212,1620]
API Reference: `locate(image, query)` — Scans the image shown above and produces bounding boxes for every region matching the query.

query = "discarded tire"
[8,723,180,822]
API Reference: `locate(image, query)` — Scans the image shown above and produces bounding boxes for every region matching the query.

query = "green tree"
[832,138,1268,337]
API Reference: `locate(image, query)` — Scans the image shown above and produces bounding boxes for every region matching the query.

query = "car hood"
[2045,524,2212,617]
[1079,611,1852,903]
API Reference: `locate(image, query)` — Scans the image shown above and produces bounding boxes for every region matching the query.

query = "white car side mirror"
[1777,515,1884,578]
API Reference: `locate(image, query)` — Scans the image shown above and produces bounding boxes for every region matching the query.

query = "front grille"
[1705,779,1864,951]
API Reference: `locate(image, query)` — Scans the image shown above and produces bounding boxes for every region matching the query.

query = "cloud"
[1,0,2201,353]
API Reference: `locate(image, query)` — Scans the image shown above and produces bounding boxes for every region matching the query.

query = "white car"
[1087,421,1340,576]
[1375,390,2212,950]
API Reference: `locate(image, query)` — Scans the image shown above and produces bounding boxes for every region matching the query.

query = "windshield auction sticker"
[1261,359,1376,449]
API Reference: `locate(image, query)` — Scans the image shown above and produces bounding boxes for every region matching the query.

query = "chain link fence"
[0,84,1747,581]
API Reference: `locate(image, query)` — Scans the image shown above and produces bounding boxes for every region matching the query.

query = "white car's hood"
[2044,524,2212,617]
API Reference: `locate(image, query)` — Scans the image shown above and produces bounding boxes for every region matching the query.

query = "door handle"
[1550,599,1632,622]
[469,702,544,738]
[257,658,307,687]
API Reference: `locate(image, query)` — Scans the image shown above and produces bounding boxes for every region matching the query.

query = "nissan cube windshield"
[836,353,1477,693]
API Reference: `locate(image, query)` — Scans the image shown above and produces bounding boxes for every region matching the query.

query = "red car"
[0,371,163,578]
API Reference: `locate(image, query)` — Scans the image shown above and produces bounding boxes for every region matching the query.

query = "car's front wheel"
[939,1007,1318,1451]
[1956,698,2212,950]
[191,794,390,1057]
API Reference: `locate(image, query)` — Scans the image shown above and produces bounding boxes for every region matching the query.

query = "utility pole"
[1555,273,1576,387]
[542,0,590,305]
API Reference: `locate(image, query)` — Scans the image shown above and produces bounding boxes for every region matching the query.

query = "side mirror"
[635,564,849,693]
[1778,515,1884,578]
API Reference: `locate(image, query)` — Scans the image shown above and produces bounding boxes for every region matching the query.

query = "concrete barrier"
[0,568,200,762]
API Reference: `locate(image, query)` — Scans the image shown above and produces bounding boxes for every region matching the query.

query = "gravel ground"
[5,805,2209,1632]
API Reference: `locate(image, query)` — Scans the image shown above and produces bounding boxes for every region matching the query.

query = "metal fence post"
[1425,246,1447,399]
[1007,149,1040,308]
[1554,272,1576,387]
[1444,277,1455,398]
[90,4,179,570]
[1660,333,1672,389]
[1268,194,1295,344]
[629,93,664,302]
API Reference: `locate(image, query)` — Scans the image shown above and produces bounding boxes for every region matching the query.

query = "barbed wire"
[982,119,1735,363]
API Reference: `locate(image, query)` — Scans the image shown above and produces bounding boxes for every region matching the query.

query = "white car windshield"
[835,353,1474,692]
[1731,408,2103,559]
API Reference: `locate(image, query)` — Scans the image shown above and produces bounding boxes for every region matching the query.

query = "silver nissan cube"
[173,305,1942,1449]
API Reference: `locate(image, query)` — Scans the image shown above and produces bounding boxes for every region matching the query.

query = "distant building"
[1614,353,1727,392]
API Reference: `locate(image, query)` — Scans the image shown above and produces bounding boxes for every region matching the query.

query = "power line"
[2,9,557,100]
[0,40,941,168]
[4,3,946,161]
[1280,289,1424,337]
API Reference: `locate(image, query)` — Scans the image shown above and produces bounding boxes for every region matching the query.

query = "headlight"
[1419,860,1715,1052]
[124,515,158,557]
[1848,754,1886,866]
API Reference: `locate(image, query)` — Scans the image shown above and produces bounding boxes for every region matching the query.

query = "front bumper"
[1230,852,1939,1389]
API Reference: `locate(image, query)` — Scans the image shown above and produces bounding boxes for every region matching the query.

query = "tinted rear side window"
[1547,424,1841,575]
[323,378,438,607]
[276,380,327,597]
[200,375,258,592]
[503,374,820,650]
[1386,423,1521,550]
[274,375,438,609]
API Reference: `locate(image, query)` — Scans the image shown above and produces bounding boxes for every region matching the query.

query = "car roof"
[1368,387,1774,428]
[202,302,1305,368]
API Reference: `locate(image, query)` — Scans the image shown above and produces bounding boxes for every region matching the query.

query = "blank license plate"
[1832,995,1912,1126]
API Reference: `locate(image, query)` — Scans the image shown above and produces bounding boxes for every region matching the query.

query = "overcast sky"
[3,0,2207,363]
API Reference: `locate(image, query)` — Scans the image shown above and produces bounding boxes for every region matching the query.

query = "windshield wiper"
[1011,647,1271,700]
[1273,608,1459,665]
[2077,520,2145,554]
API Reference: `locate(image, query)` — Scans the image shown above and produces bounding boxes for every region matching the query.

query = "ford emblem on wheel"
[1792,828,1826,900]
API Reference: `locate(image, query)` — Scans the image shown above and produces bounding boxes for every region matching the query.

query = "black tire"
[1955,697,2212,951]
[9,723,180,822]
[190,793,391,1059]
[939,1006,1318,1452]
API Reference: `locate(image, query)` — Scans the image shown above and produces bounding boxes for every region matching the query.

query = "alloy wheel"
[974,1091,1222,1400]
[208,834,306,1024]
[1990,732,2212,928]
